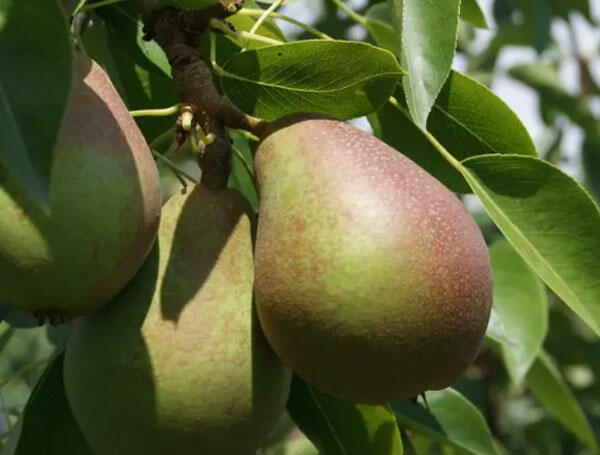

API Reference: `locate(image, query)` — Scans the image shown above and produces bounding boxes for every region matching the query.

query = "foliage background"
[1,0,600,454]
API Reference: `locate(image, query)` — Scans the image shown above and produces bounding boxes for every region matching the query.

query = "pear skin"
[254,116,492,404]
[0,55,161,320]
[64,186,291,454]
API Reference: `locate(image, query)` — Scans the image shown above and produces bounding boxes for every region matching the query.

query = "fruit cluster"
[0,53,492,453]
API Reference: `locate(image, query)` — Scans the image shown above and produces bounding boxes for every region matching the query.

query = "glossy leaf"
[461,154,600,337]
[287,375,403,455]
[526,351,597,449]
[394,389,497,455]
[1,353,93,455]
[460,0,489,28]
[0,0,72,207]
[489,240,548,384]
[387,0,460,127]
[371,71,535,193]
[221,40,403,121]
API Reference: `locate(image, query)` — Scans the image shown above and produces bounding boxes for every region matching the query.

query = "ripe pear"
[64,186,291,455]
[0,54,161,321]
[253,115,493,404]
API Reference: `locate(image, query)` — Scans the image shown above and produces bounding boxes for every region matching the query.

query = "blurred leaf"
[221,40,403,121]
[489,240,548,383]
[371,71,536,193]
[548,0,591,20]
[364,3,401,55]
[509,63,599,134]
[1,353,93,455]
[583,137,600,202]
[393,389,497,454]
[460,0,489,28]
[387,0,460,127]
[512,0,551,52]
[287,375,403,455]
[526,351,597,449]
[0,324,70,436]
[0,0,72,207]
[469,23,530,72]
[461,154,600,337]
[87,7,179,142]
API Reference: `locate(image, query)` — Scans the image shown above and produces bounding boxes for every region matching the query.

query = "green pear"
[253,115,493,404]
[64,186,291,455]
[0,54,161,321]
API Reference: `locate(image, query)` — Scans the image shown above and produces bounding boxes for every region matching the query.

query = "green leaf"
[583,137,600,203]
[485,307,515,346]
[226,1,287,49]
[512,0,551,52]
[84,7,178,142]
[229,130,259,212]
[526,351,597,449]
[489,240,548,384]
[364,3,401,55]
[371,71,536,193]
[387,0,460,127]
[509,63,599,133]
[548,0,591,20]
[393,389,497,455]
[287,375,403,455]
[0,323,13,356]
[1,353,93,455]
[221,40,403,121]
[0,0,72,207]
[460,0,489,28]
[461,154,600,337]
[160,0,219,10]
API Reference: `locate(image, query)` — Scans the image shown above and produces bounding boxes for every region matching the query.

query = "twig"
[243,0,285,50]
[143,5,265,189]
[237,9,332,39]
[151,149,200,184]
[130,105,180,117]
[209,18,283,46]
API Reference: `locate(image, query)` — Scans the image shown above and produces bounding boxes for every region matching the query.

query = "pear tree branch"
[141,3,265,189]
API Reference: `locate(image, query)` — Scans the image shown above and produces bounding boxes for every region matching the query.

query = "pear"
[0,54,161,321]
[253,115,493,404]
[64,186,291,455]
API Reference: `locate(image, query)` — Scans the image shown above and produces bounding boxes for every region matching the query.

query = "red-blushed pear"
[64,186,291,455]
[253,115,493,404]
[0,54,161,322]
